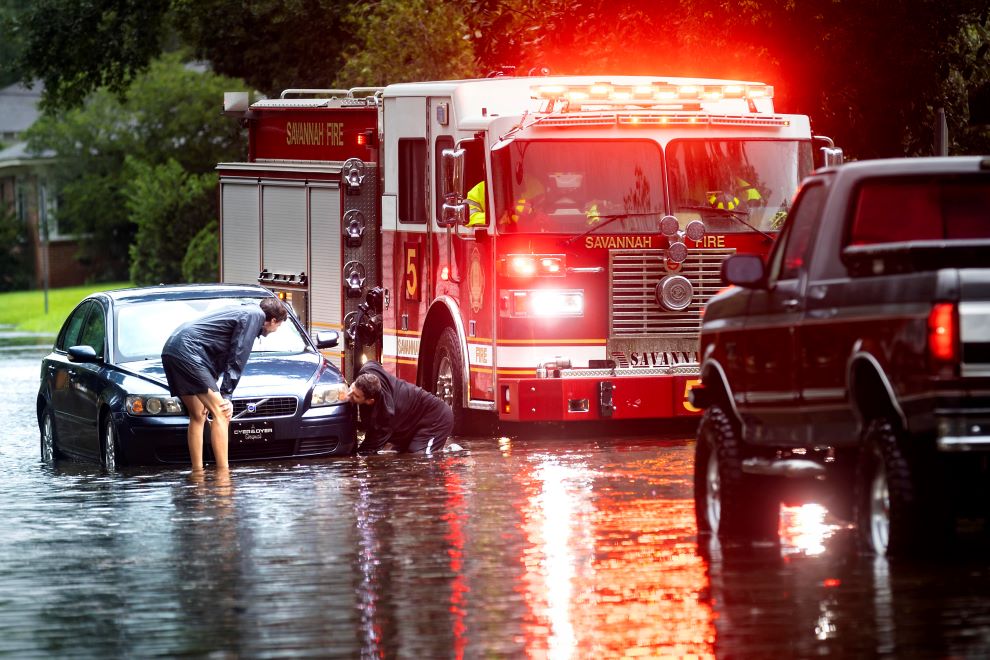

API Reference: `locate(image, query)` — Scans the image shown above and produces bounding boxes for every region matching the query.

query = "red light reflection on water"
[515,458,716,658]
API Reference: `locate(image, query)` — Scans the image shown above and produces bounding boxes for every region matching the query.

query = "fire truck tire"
[432,327,466,433]
[694,405,780,541]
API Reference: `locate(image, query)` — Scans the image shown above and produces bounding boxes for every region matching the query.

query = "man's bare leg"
[196,390,232,470]
[180,394,209,471]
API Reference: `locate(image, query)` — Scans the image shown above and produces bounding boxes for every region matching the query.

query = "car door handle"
[782,299,801,311]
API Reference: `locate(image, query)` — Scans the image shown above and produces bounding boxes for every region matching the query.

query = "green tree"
[26,54,246,281]
[125,158,216,285]
[182,220,219,282]
[334,0,478,88]
[0,203,31,291]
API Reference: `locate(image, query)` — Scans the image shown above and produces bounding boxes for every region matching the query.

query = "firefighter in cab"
[467,176,546,229]
[707,178,763,211]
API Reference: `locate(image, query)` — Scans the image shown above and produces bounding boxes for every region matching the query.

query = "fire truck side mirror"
[441,147,466,198]
[439,147,468,228]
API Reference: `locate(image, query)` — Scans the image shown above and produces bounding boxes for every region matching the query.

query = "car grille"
[610,248,734,336]
[232,396,298,418]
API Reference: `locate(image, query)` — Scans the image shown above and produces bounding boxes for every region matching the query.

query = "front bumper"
[112,404,356,464]
[497,372,702,422]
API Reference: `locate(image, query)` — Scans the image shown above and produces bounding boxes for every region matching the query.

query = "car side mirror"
[315,330,340,349]
[721,254,767,288]
[67,345,101,363]
[438,148,466,228]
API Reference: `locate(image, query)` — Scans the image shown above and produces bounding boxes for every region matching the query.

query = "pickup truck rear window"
[849,175,990,244]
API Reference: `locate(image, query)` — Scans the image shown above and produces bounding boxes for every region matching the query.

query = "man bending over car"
[161,298,287,471]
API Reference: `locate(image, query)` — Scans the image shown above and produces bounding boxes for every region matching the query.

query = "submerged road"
[2,338,990,657]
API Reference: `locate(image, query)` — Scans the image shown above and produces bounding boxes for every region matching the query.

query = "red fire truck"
[218,75,840,429]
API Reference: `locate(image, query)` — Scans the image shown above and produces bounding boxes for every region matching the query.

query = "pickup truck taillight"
[928,302,959,374]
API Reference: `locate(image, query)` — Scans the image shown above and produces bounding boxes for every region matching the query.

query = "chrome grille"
[610,248,735,336]
[232,396,298,418]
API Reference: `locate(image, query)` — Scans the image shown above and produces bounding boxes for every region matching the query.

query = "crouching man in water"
[347,361,452,455]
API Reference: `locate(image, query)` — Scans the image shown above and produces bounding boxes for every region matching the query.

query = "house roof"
[0,82,43,134]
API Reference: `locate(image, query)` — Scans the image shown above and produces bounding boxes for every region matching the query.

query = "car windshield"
[491,139,665,234]
[114,297,308,362]
[667,139,814,232]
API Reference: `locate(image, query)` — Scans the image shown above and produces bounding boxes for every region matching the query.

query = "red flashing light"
[356,132,367,146]
[928,302,957,362]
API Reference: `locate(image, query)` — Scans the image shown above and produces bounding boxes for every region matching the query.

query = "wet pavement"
[3,333,990,658]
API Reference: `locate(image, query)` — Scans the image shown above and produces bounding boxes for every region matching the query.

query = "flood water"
[3,334,990,658]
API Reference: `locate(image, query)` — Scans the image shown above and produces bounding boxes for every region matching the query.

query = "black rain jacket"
[355,361,449,453]
[162,304,265,396]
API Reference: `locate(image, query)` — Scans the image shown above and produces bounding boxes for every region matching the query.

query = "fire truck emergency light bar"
[532,114,791,128]
[535,82,773,104]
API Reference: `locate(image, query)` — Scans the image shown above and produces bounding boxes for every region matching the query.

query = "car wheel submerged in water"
[40,406,58,463]
[102,414,123,471]
[694,405,780,541]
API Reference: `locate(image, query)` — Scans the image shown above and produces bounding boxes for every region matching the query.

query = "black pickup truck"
[691,156,990,555]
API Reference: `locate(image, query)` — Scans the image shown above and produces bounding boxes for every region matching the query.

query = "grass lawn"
[0,283,132,335]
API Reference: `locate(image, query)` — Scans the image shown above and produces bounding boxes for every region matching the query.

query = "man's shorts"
[161,353,217,397]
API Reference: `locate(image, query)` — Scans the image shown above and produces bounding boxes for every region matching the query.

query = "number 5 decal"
[683,378,701,412]
[404,242,420,301]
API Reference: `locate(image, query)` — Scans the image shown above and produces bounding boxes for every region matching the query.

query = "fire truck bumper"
[497,373,703,422]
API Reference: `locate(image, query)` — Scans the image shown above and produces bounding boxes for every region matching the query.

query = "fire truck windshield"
[667,139,814,232]
[491,140,665,234]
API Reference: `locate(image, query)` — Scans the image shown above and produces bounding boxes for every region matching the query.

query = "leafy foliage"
[0,203,32,291]
[25,54,246,281]
[10,0,172,111]
[334,0,478,88]
[182,220,220,283]
[125,158,216,286]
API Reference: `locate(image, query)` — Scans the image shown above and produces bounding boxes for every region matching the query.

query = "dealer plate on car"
[231,420,274,443]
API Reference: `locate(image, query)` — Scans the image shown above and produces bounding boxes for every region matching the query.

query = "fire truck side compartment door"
[221,181,260,285]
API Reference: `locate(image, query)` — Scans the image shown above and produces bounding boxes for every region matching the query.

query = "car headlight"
[126,395,184,416]
[311,382,349,407]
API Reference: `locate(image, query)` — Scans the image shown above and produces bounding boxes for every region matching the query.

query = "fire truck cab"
[218,76,839,429]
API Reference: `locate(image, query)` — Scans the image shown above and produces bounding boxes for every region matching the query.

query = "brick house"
[0,82,91,288]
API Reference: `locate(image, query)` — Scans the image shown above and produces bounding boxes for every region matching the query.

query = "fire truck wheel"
[432,327,466,432]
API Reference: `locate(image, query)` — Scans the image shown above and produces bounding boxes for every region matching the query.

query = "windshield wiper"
[676,205,774,242]
[561,211,664,246]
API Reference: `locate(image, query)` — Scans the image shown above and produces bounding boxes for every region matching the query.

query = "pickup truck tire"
[695,405,780,541]
[855,418,922,556]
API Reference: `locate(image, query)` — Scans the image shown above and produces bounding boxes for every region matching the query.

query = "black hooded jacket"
[355,361,450,453]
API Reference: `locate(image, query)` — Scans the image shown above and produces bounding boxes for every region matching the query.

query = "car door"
[47,301,94,453]
[738,182,826,446]
[67,300,109,459]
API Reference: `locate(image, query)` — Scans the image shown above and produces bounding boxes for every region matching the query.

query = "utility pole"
[39,180,49,314]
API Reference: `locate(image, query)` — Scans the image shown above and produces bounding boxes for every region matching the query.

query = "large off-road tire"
[855,418,925,556]
[694,405,780,541]
[431,327,467,433]
[40,406,59,463]
[101,413,125,472]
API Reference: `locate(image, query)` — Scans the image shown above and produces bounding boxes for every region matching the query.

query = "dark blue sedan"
[37,284,355,468]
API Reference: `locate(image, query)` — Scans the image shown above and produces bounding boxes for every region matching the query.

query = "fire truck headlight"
[502,254,566,277]
[508,290,584,317]
[667,241,688,263]
[660,215,679,237]
[656,275,694,311]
